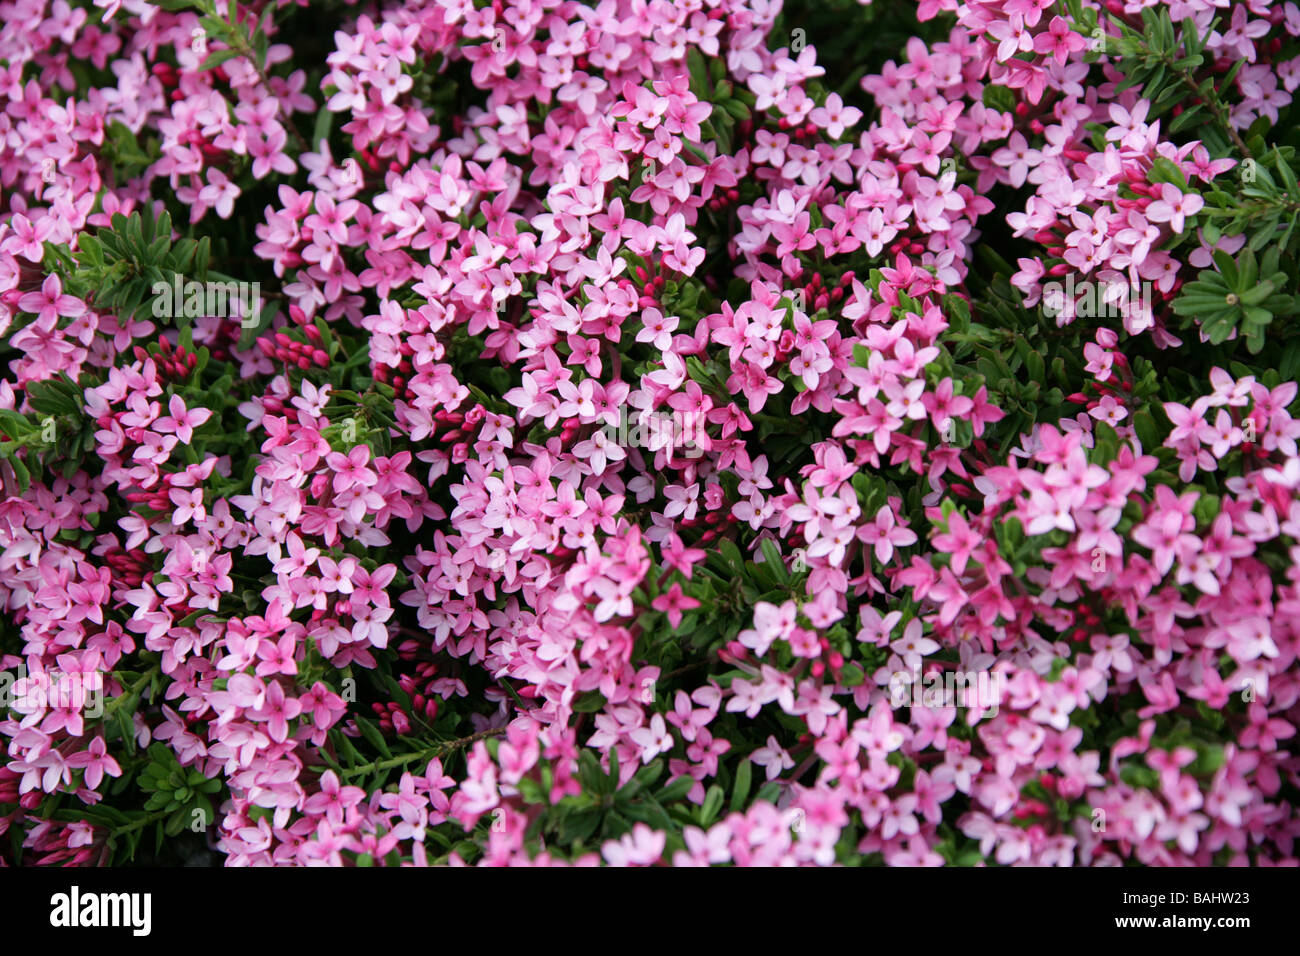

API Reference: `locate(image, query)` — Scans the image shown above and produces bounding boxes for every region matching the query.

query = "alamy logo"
[151,274,262,326]
[889,669,1003,717]
[1040,274,1152,323]
[50,886,151,936]
[601,406,707,459]
[0,664,103,718]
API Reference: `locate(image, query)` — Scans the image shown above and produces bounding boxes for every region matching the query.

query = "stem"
[103,670,154,720]
[785,751,819,785]
[662,659,711,682]
[340,725,508,779]
[109,808,170,839]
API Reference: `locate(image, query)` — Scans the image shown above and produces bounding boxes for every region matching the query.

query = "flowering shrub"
[1,0,1298,867]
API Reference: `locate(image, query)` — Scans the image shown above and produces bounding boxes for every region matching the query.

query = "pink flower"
[1032,16,1086,64]
[651,583,699,629]
[602,823,666,866]
[67,737,122,791]
[1145,183,1204,234]
[18,274,85,325]
[197,168,241,220]
[154,394,212,444]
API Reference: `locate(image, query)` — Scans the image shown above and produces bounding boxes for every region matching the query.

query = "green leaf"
[1133,410,1161,451]
[559,807,602,844]
[1280,341,1300,380]
[236,297,278,350]
[1238,281,1274,307]
[718,537,744,573]
[354,716,392,759]
[1212,248,1239,285]
[311,106,334,152]
[700,784,724,826]
[982,85,1016,113]
[198,46,242,71]
[1236,247,1258,288]
[1242,305,1271,326]
[7,456,30,494]
[26,381,77,417]
[722,98,749,121]
[730,757,753,812]
[759,537,790,586]
[658,774,694,804]
[577,750,605,793]
[0,408,31,439]
[1273,146,1299,197]
[632,759,664,790]
[687,48,709,96]
[1169,104,1205,134]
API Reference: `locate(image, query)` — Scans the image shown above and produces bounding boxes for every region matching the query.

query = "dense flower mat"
[0,0,1298,866]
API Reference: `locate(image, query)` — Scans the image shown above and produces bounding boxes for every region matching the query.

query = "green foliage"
[43,208,211,327]
[1090,7,1243,154]
[139,743,222,838]
[0,374,92,494]
[154,0,275,74]
[1172,247,1295,352]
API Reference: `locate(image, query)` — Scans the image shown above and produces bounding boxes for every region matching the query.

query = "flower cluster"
[0,0,1298,867]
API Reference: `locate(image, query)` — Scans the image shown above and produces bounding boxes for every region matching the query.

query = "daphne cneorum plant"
[0,0,1296,869]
